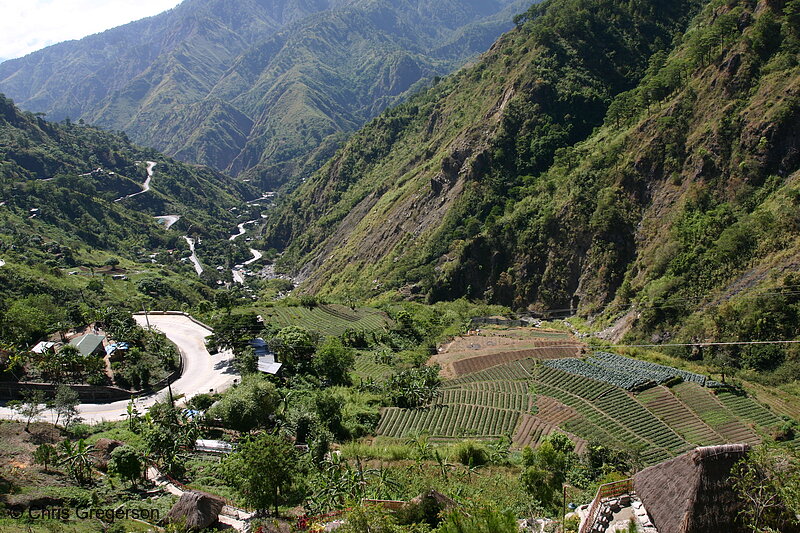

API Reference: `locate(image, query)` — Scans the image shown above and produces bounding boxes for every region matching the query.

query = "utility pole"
[141,302,151,330]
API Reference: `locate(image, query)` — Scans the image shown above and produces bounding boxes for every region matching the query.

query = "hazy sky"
[0,0,184,61]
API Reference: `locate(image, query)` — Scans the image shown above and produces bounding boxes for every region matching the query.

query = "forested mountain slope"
[0,0,530,187]
[266,0,800,375]
[0,94,250,271]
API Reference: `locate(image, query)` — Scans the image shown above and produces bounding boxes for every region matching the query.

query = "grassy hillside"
[265,0,800,380]
[0,94,255,344]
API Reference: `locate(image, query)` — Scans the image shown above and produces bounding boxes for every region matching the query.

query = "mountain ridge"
[0,0,531,188]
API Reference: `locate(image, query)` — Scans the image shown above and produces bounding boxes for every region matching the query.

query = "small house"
[251,338,282,375]
[69,334,106,357]
[31,341,60,354]
[633,444,752,533]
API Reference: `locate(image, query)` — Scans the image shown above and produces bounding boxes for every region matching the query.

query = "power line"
[606,339,800,349]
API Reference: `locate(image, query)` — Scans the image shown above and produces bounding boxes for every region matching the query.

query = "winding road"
[0,314,238,424]
[229,219,258,241]
[232,248,264,284]
[115,161,156,202]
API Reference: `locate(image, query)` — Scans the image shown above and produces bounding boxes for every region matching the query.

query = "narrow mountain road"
[184,236,204,275]
[232,248,264,284]
[0,314,237,424]
[115,161,156,202]
[244,248,263,265]
[229,219,258,241]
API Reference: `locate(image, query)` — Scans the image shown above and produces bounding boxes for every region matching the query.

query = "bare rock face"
[166,490,225,531]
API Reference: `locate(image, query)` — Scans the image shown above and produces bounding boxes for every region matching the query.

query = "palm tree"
[60,439,95,485]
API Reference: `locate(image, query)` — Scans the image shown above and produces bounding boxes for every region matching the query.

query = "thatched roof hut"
[633,444,750,533]
[166,490,225,531]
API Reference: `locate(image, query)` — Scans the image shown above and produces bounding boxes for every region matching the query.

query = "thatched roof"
[166,490,225,531]
[633,444,750,533]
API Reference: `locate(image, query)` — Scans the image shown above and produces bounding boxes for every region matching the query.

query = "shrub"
[453,441,490,466]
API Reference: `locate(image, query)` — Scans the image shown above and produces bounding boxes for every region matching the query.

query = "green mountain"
[265,0,800,375]
[0,94,255,312]
[0,0,531,188]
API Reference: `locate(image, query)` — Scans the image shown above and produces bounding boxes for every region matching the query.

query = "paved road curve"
[115,161,156,202]
[0,314,238,424]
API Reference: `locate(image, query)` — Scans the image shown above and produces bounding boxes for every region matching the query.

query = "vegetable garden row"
[541,352,708,392]
[435,388,533,412]
[636,386,723,446]
[672,383,760,443]
[352,356,394,381]
[376,404,522,439]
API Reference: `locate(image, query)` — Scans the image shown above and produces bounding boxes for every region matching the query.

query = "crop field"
[254,303,390,336]
[374,347,784,463]
[435,388,534,411]
[636,386,722,445]
[715,390,784,428]
[376,404,523,439]
[511,396,586,450]
[450,345,582,376]
[433,328,585,379]
[672,383,761,444]
[542,352,707,391]
[352,356,394,381]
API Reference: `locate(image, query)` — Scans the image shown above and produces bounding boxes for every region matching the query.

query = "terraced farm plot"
[530,366,693,463]
[435,388,533,411]
[542,358,650,391]
[511,397,586,450]
[636,386,723,446]
[446,360,532,385]
[513,415,557,448]
[253,304,390,336]
[377,404,522,439]
[450,380,533,395]
[352,356,394,381]
[591,352,707,386]
[535,396,579,425]
[451,345,582,376]
[528,364,614,401]
[715,390,783,429]
[375,349,782,462]
[672,382,760,444]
